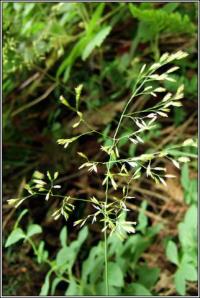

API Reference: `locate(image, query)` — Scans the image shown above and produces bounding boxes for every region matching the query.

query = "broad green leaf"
[40,270,51,295]
[65,279,79,295]
[82,243,103,284]
[57,226,88,271]
[26,224,42,238]
[189,180,197,204]
[125,282,152,295]
[174,269,186,295]
[68,226,88,270]
[59,226,67,247]
[166,240,179,265]
[181,250,197,267]
[37,241,49,264]
[108,233,123,257]
[137,200,148,234]
[184,204,197,228]
[183,178,197,205]
[178,223,195,250]
[51,277,62,295]
[95,281,120,295]
[107,262,124,287]
[181,262,197,281]
[90,259,104,285]
[75,225,88,245]
[122,234,151,266]
[5,228,25,247]
[82,26,111,61]
[178,205,197,250]
[81,283,93,295]
[181,163,189,189]
[56,246,73,267]
[137,265,160,289]
[146,223,163,237]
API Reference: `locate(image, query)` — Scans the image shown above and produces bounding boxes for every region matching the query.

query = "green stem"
[104,163,109,295]
[101,65,161,294]
[104,227,109,295]
[102,70,151,295]
[113,74,150,141]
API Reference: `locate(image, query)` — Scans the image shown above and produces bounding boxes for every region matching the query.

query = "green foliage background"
[3,2,198,296]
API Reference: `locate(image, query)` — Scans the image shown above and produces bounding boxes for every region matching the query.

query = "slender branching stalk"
[7,50,198,295]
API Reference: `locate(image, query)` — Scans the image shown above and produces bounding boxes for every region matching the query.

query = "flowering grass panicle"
[7,51,197,295]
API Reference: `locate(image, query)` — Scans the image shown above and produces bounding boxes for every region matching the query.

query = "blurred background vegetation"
[3,2,198,296]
